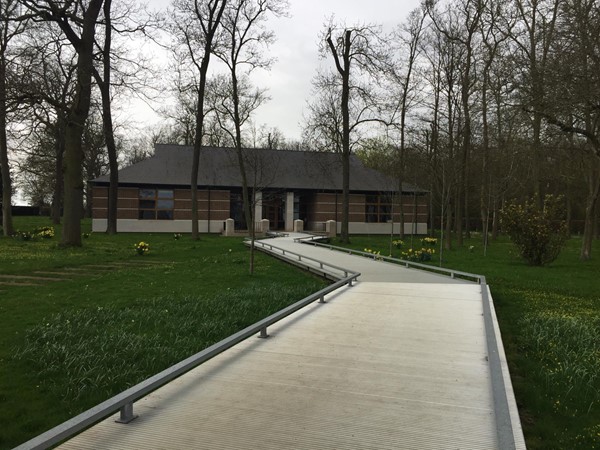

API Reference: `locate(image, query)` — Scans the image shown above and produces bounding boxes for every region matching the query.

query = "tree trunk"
[230,70,255,274]
[492,197,500,240]
[190,0,226,240]
[62,121,85,245]
[60,0,104,247]
[51,121,64,225]
[327,29,352,243]
[532,111,543,208]
[480,89,489,246]
[339,31,351,244]
[444,201,452,251]
[398,179,405,239]
[580,164,600,260]
[0,53,13,236]
[99,0,118,235]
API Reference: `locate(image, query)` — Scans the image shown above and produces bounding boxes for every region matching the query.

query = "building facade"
[91,144,428,234]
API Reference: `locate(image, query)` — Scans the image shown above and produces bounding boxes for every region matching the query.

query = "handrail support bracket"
[258,327,269,339]
[115,402,138,424]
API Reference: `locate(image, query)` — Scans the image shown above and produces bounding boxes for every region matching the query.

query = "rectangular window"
[230,191,247,230]
[365,193,393,223]
[139,188,174,220]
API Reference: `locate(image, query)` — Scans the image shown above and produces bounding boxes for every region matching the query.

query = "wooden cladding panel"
[93,208,107,219]
[211,210,229,220]
[117,209,138,220]
[94,198,108,209]
[93,186,108,198]
[117,198,138,209]
[119,188,139,198]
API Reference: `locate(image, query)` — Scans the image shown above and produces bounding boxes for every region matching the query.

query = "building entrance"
[262,193,285,230]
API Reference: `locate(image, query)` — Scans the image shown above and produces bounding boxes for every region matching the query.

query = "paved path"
[57,234,524,450]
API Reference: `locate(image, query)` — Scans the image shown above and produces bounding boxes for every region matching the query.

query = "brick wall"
[92,186,231,221]
[309,192,429,223]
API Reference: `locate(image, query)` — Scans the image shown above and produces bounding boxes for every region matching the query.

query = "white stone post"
[294,219,304,233]
[261,218,270,233]
[254,191,262,224]
[325,220,337,238]
[224,218,235,236]
[285,192,294,231]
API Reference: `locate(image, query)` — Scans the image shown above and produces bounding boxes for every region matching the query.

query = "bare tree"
[420,14,463,250]
[21,0,105,246]
[93,0,155,234]
[312,19,391,243]
[428,0,485,246]
[16,20,83,225]
[507,0,560,206]
[213,0,286,274]
[535,0,600,260]
[389,6,427,239]
[92,0,119,234]
[0,0,28,236]
[159,67,198,146]
[170,0,228,240]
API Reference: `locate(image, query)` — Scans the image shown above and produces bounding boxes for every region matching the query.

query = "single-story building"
[91,144,428,234]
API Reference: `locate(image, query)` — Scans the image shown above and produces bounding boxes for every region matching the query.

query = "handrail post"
[115,402,137,424]
[319,295,326,303]
[258,327,269,339]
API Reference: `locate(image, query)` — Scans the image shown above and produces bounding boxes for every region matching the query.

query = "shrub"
[500,195,568,266]
[401,247,435,262]
[364,248,384,260]
[14,230,35,241]
[421,237,437,246]
[134,241,149,255]
[34,226,55,239]
[392,239,404,249]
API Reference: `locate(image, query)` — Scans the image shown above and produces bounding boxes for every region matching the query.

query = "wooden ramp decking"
[57,235,525,450]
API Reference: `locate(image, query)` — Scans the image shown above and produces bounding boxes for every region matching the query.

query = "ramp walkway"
[46,233,524,449]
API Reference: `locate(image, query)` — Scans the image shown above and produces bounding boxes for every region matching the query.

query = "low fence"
[251,239,360,282]
[293,235,483,283]
[293,233,520,449]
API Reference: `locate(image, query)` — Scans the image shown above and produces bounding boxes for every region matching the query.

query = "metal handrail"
[295,238,484,283]
[293,233,325,243]
[251,239,358,280]
[291,235,519,448]
[14,272,359,450]
[480,276,517,450]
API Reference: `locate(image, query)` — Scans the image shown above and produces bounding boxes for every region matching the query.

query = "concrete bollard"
[261,219,270,233]
[325,220,337,238]
[294,219,304,232]
[224,218,235,236]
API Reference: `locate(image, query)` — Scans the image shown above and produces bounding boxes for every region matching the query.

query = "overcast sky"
[137,0,422,142]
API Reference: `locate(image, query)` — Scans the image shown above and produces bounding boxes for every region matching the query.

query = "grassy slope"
[0,217,327,449]
[332,233,600,449]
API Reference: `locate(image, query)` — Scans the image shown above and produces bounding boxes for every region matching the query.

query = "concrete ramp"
[56,236,524,449]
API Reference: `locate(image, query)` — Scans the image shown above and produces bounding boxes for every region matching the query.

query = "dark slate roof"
[93,144,426,193]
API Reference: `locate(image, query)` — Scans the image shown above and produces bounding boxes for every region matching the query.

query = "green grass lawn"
[331,233,600,449]
[0,217,327,449]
